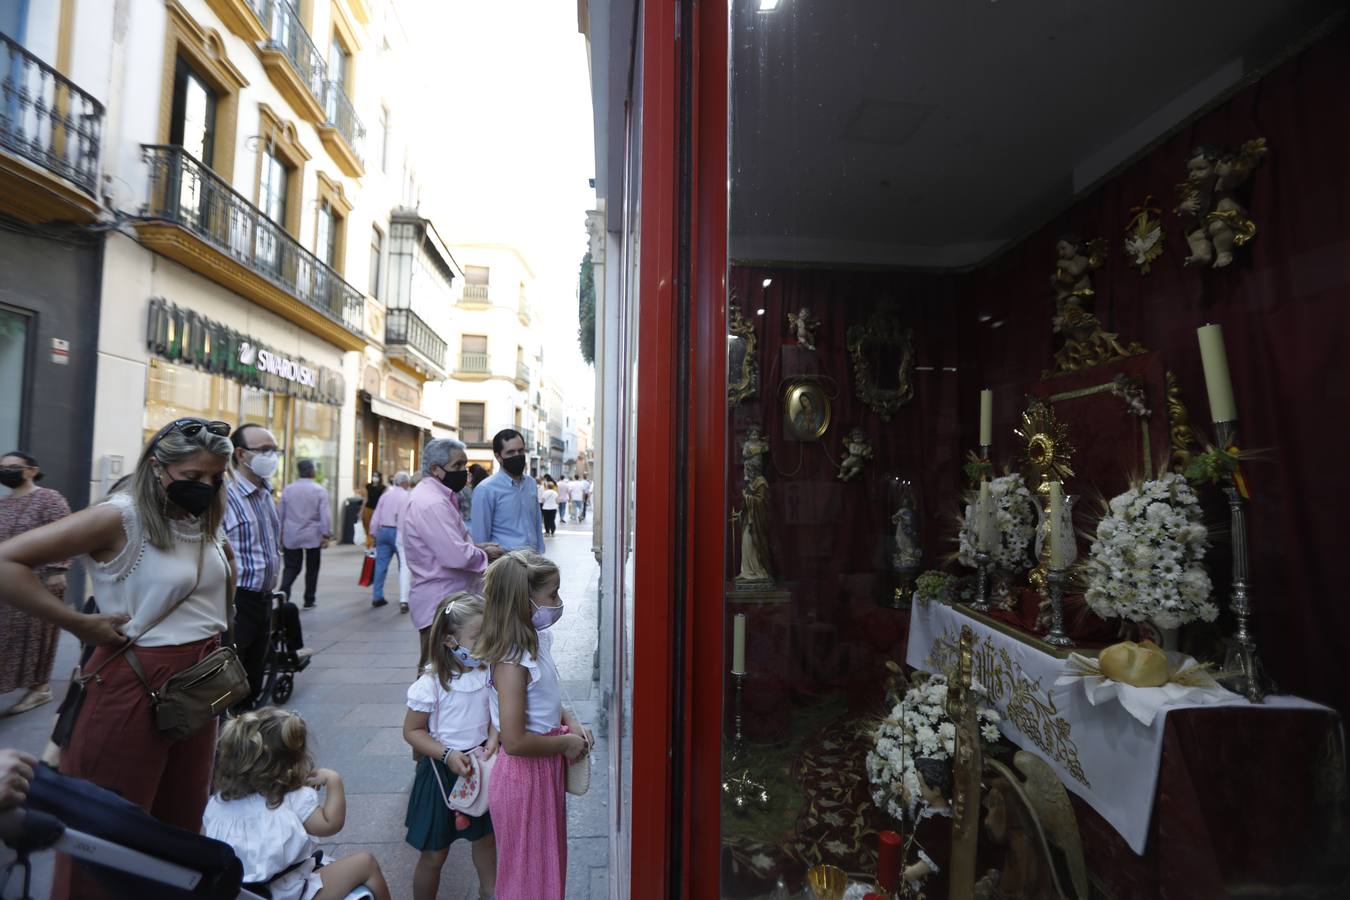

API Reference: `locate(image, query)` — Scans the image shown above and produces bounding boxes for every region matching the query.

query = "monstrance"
[1014,398,1075,592]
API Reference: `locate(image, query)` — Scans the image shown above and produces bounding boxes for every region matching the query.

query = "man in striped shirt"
[224,423,296,708]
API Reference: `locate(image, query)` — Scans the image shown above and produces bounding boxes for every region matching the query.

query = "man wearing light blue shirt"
[469,428,545,553]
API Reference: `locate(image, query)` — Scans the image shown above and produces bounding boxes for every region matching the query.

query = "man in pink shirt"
[401,438,503,668]
[367,470,412,610]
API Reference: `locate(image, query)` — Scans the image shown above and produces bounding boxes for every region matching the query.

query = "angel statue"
[1049,235,1107,332]
[1175,139,1267,268]
[980,751,1089,900]
[734,428,774,587]
[787,306,820,351]
[836,427,874,482]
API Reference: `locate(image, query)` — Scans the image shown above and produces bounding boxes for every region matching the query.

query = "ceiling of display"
[728,0,1342,269]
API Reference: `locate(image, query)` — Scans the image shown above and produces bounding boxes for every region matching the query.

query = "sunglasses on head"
[151,418,231,450]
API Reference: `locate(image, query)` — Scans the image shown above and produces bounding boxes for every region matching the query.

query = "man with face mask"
[469,428,546,554]
[224,423,287,709]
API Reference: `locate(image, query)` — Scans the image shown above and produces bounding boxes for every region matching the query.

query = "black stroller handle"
[0,807,65,853]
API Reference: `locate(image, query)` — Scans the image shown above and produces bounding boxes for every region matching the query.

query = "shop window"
[459,401,485,445]
[0,307,30,452]
[169,57,217,166]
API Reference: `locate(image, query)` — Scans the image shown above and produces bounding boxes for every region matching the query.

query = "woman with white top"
[0,417,235,899]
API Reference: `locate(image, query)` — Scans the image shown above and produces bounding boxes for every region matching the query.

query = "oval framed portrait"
[783,379,830,441]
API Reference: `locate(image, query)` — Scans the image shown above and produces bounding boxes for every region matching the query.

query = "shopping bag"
[357,549,376,586]
[353,519,367,547]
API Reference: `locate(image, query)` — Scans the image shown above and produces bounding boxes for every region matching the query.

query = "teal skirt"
[405,755,494,851]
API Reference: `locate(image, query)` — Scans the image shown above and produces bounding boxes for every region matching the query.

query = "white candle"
[1048,481,1063,568]
[732,613,746,675]
[1197,324,1237,424]
[979,389,993,448]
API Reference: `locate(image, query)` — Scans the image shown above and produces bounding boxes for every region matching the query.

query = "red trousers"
[53,637,220,900]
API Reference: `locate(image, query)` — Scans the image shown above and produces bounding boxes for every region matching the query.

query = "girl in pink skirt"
[477,551,592,900]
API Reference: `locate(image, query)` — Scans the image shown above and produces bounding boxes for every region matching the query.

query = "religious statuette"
[787,306,820,351]
[889,476,922,607]
[836,427,873,482]
[1047,236,1147,376]
[733,427,774,588]
[1123,195,1165,274]
[727,297,758,406]
[980,752,1089,900]
[1175,138,1268,268]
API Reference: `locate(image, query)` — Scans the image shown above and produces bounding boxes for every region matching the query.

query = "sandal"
[6,687,52,716]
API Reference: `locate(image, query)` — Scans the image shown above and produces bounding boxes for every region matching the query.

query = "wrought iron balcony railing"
[323,80,364,161]
[519,428,535,448]
[0,31,103,194]
[385,308,446,370]
[456,351,490,374]
[262,0,327,107]
[142,144,364,334]
[460,284,490,306]
[516,361,531,385]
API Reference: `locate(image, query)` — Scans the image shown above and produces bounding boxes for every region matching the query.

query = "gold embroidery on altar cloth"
[928,630,1092,789]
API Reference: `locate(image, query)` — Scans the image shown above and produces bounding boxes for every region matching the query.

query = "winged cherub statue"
[788,307,820,351]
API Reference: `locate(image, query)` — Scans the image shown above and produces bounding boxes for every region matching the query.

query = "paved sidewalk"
[0,519,609,899]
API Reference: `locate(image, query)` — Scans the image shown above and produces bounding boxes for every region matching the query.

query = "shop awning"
[430,422,456,439]
[369,396,432,431]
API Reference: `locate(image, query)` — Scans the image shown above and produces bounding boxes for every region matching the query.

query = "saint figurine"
[1049,235,1106,333]
[899,758,953,894]
[1175,140,1267,268]
[788,306,820,351]
[837,427,873,482]
[892,505,921,571]
[735,429,774,587]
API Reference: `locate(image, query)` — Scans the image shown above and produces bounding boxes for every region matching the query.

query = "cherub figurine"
[836,427,873,482]
[899,758,954,892]
[1049,235,1107,332]
[1175,139,1267,268]
[787,306,820,351]
[740,426,769,471]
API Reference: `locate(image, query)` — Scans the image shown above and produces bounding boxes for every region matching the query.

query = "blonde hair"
[477,550,560,665]
[113,420,231,550]
[427,592,487,689]
[213,707,315,809]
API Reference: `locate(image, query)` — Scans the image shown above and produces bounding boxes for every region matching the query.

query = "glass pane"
[180,69,214,164]
[143,364,240,446]
[0,308,27,453]
[292,399,339,524]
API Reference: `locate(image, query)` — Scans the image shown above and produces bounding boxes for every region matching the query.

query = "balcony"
[259,0,328,124]
[459,284,490,308]
[455,351,491,378]
[319,80,364,178]
[205,0,270,42]
[519,427,535,448]
[517,297,531,325]
[385,308,447,379]
[135,145,366,351]
[0,32,104,223]
[515,361,531,388]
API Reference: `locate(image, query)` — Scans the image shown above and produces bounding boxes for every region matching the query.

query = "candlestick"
[731,613,746,675]
[970,550,992,613]
[876,830,901,894]
[1197,324,1237,424]
[976,481,997,553]
[1044,566,1073,647]
[979,388,993,448]
[1214,420,1269,702]
[722,670,771,812]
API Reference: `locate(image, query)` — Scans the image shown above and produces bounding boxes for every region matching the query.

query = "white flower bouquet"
[1082,473,1217,629]
[866,674,1001,823]
[957,473,1037,573]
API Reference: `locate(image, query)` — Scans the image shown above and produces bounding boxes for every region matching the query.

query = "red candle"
[877,829,902,892]
[864,895,886,900]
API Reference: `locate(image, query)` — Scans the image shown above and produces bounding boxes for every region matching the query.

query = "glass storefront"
[0,306,30,453]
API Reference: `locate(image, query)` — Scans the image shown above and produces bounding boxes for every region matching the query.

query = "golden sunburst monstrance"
[1015,399,1075,488]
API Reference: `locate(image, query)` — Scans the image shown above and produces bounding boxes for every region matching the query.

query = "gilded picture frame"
[846,307,916,422]
[783,378,830,441]
[728,299,758,406]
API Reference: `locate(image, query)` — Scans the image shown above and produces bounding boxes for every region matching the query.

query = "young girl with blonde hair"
[203,708,391,900]
[402,591,498,900]
[476,550,593,900]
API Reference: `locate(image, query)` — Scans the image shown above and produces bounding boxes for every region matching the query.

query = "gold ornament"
[1165,371,1196,474]
[1123,196,1164,275]
[1015,399,1074,591]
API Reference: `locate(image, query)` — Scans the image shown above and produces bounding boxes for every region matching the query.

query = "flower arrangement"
[866,674,1001,823]
[957,473,1038,572]
[1082,473,1217,629]
[914,571,952,606]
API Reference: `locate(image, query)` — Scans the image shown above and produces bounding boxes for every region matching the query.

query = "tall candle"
[979,389,993,448]
[1197,324,1237,424]
[1048,480,1063,568]
[876,830,902,892]
[732,613,746,675]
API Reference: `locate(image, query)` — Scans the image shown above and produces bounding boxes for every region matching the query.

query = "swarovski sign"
[146,298,344,405]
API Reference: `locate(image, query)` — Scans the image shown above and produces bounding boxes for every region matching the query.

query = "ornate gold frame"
[845,307,915,421]
[782,378,830,441]
[1165,371,1196,473]
[727,299,757,406]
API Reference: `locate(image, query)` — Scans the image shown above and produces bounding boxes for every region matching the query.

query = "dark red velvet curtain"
[728,25,1350,715]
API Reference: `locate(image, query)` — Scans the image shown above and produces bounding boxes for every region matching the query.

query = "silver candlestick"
[970,550,992,612]
[1044,566,1073,647]
[722,672,770,811]
[1214,420,1269,703]
[980,443,991,463]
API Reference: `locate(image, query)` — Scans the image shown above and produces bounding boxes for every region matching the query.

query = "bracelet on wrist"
[440,747,452,767]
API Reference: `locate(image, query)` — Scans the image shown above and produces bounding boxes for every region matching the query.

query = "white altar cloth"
[905,599,1329,854]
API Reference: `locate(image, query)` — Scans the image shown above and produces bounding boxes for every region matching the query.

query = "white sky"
[401,0,598,412]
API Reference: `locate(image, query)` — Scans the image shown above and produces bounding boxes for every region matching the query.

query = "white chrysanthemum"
[958,473,1038,571]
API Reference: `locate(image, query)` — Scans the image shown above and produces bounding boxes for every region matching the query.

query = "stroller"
[0,765,372,899]
[255,591,309,707]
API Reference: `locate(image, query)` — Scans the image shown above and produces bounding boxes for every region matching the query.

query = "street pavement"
[0,517,610,899]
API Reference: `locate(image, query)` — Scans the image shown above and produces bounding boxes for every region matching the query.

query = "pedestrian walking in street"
[568,477,586,524]
[204,708,392,900]
[403,439,503,670]
[225,424,297,710]
[556,476,570,524]
[369,470,412,609]
[540,480,559,536]
[0,417,234,899]
[361,471,386,545]
[581,477,593,522]
[477,550,593,900]
[402,592,498,900]
[0,451,72,716]
[470,429,545,553]
[279,459,332,610]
